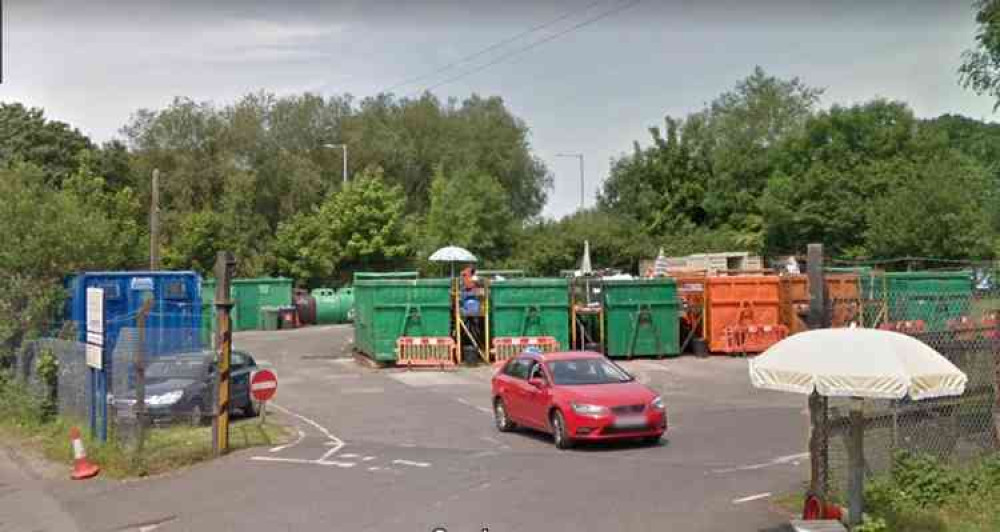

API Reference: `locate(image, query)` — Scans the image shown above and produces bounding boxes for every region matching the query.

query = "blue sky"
[4,0,995,217]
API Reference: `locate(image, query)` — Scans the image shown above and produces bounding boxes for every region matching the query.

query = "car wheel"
[550,410,573,450]
[494,398,515,432]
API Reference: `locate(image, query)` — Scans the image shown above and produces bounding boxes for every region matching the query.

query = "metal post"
[848,397,866,528]
[342,145,348,184]
[150,169,160,270]
[806,244,829,503]
[807,244,826,329]
[135,298,153,455]
[212,251,237,456]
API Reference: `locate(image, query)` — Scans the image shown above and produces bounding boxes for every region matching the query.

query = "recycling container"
[230,278,293,331]
[703,275,783,353]
[603,279,680,358]
[489,278,570,349]
[352,277,452,362]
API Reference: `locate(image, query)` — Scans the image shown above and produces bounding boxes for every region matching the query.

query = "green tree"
[270,166,411,284]
[960,0,1000,109]
[0,103,94,186]
[423,166,515,262]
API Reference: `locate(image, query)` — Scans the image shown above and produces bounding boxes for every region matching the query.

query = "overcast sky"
[3,0,995,217]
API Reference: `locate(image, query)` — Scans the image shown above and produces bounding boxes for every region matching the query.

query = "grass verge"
[0,375,291,478]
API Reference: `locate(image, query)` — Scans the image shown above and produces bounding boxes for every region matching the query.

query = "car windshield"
[146,356,210,380]
[546,358,633,385]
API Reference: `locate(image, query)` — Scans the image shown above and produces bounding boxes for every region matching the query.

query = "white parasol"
[429,246,477,277]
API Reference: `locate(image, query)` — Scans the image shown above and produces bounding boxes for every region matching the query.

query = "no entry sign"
[250,369,278,402]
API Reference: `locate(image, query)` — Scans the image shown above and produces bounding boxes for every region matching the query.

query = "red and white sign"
[250,369,278,402]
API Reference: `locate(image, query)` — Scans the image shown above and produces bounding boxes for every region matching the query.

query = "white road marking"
[269,403,345,461]
[250,456,355,468]
[368,466,380,471]
[269,427,306,453]
[392,459,431,468]
[711,452,809,474]
[362,456,376,462]
[457,398,492,415]
[733,492,772,504]
[341,453,359,458]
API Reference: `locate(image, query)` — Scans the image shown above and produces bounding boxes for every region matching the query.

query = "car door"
[521,361,553,429]
[502,357,532,423]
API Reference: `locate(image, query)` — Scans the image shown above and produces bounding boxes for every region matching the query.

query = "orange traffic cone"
[69,427,99,480]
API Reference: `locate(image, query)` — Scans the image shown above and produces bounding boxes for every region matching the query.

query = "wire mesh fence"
[823,280,1000,497]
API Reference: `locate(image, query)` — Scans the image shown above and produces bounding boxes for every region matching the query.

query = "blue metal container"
[67,271,203,358]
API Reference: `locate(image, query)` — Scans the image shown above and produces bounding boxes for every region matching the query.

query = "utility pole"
[150,169,160,270]
[212,251,237,456]
[323,144,348,184]
[556,153,585,210]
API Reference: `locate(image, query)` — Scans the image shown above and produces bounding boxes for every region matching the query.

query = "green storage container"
[312,287,355,324]
[259,306,281,331]
[352,278,452,362]
[230,278,293,331]
[489,278,570,349]
[603,279,680,358]
[883,271,973,331]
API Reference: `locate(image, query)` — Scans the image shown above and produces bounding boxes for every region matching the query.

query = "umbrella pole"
[848,397,865,528]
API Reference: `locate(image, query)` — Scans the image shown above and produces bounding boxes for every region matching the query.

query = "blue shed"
[67,271,203,359]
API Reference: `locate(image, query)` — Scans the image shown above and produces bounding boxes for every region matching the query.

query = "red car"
[491,350,667,449]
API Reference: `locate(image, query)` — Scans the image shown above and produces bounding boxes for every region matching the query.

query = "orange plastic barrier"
[878,320,926,334]
[704,276,784,354]
[396,337,457,369]
[491,336,559,362]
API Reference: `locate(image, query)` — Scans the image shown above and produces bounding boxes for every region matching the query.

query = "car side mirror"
[528,377,547,388]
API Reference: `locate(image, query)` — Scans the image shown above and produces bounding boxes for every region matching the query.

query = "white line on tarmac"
[732,492,772,504]
[269,427,306,453]
[362,456,376,462]
[341,453,359,458]
[250,456,355,468]
[392,459,431,468]
[269,402,346,458]
[711,452,809,474]
[456,398,492,415]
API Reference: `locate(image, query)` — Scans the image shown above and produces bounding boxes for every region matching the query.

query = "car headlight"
[571,403,609,416]
[146,390,184,406]
[651,396,665,411]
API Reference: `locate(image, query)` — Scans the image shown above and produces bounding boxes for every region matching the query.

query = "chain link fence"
[823,280,1000,497]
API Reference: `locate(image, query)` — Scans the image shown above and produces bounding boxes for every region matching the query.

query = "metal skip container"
[603,279,680,358]
[489,278,571,350]
[352,277,452,362]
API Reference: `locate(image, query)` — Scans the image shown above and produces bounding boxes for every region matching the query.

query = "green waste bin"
[231,278,293,331]
[883,271,973,331]
[352,277,452,362]
[259,306,281,331]
[489,278,570,349]
[603,279,680,358]
[312,287,354,324]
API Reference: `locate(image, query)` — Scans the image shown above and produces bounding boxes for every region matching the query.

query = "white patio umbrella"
[653,247,669,277]
[429,246,477,277]
[749,328,967,526]
[580,240,593,276]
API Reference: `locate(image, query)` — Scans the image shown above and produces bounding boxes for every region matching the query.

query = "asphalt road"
[8,325,809,532]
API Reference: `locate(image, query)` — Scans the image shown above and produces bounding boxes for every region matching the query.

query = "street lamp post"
[557,153,585,210]
[323,143,348,184]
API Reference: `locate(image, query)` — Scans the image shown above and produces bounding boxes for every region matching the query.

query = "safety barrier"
[719,323,788,354]
[878,320,926,334]
[491,336,559,362]
[396,337,457,369]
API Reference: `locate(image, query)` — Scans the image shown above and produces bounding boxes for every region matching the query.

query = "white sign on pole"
[86,288,104,334]
[86,343,103,370]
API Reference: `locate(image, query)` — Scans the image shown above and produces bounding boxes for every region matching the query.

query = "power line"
[412,0,642,97]
[384,0,609,94]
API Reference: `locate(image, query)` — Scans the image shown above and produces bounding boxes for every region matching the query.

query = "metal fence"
[15,313,216,448]
[823,284,1000,496]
